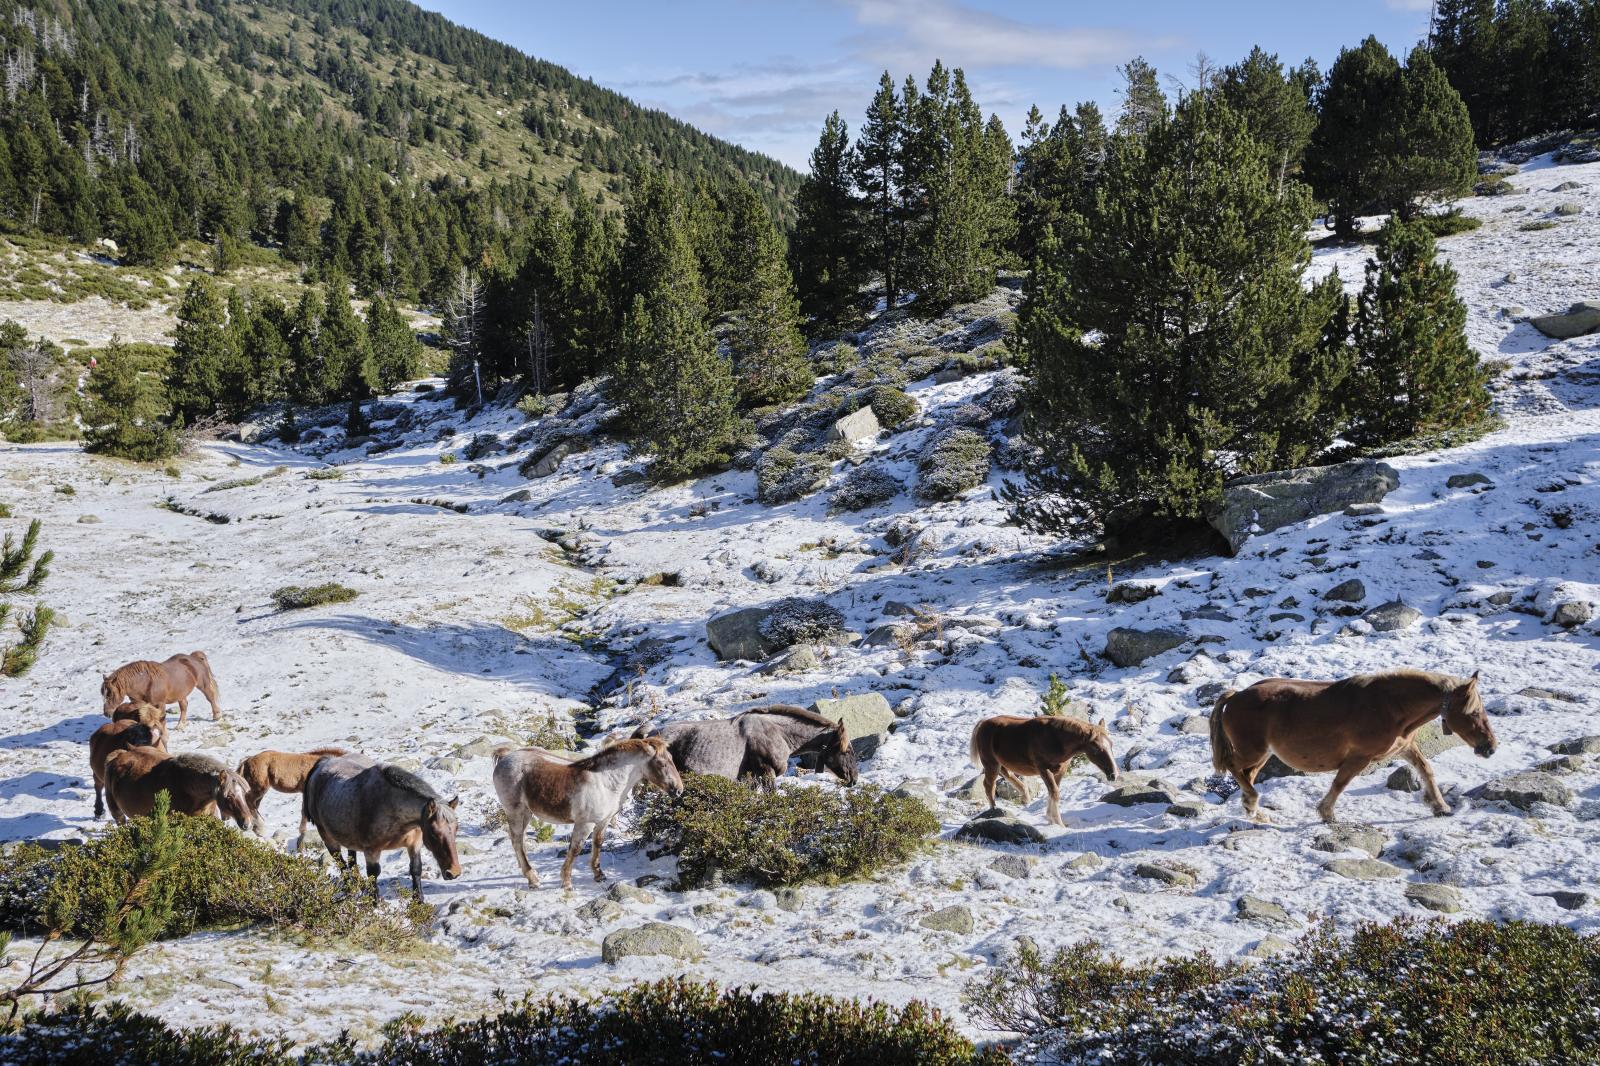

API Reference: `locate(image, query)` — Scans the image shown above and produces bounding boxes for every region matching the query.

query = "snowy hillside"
[2,154,1598,1044]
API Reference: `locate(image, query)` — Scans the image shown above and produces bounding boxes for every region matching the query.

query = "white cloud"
[1385,0,1434,10]
[842,0,1150,70]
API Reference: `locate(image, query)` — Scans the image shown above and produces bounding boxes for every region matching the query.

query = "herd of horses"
[81,651,1501,899]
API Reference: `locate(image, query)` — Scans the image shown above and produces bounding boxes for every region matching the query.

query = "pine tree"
[286,289,325,408]
[316,273,376,404]
[1306,37,1403,238]
[852,73,907,312]
[1347,218,1489,445]
[1378,47,1477,221]
[167,276,239,423]
[82,338,179,461]
[238,296,292,408]
[612,174,739,481]
[1220,48,1318,194]
[1011,92,1347,540]
[445,266,487,406]
[367,294,422,392]
[1115,57,1168,139]
[728,196,810,409]
[1013,101,1107,265]
[792,111,864,330]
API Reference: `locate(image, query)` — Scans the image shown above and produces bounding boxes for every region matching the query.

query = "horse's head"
[822,725,859,786]
[1084,720,1118,782]
[215,769,256,831]
[641,737,685,796]
[100,677,122,715]
[1443,671,1496,758]
[421,795,462,880]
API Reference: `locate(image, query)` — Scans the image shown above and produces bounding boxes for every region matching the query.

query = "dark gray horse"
[302,755,462,899]
[638,705,859,788]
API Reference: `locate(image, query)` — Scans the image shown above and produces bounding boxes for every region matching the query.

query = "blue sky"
[424,1,1437,170]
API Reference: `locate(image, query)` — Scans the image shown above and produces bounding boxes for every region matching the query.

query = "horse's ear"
[1470,670,1480,685]
[448,795,459,810]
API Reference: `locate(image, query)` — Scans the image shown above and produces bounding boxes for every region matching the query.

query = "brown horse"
[1210,669,1497,823]
[102,747,255,829]
[101,652,221,726]
[236,747,352,838]
[110,700,169,749]
[969,715,1118,825]
[492,737,683,889]
[88,718,167,819]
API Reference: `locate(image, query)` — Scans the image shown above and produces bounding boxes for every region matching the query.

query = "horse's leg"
[407,843,424,901]
[365,850,383,899]
[1000,765,1031,805]
[1316,756,1373,823]
[981,761,1000,810]
[176,696,188,728]
[561,822,590,890]
[1040,767,1063,827]
[506,804,539,888]
[202,676,222,719]
[1399,741,1451,816]
[94,781,104,820]
[106,788,125,825]
[1235,759,1269,823]
[590,819,608,883]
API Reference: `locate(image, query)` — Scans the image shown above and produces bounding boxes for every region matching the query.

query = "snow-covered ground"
[2,154,1598,1044]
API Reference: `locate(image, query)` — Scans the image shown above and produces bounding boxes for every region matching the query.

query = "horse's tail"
[492,744,515,761]
[1210,689,1238,774]
[968,719,986,769]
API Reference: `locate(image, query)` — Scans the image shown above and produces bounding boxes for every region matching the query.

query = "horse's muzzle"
[1474,741,1496,758]
[443,867,462,880]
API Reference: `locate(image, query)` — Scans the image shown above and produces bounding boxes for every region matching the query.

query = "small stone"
[1166,802,1207,819]
[990,854,1032,880]
[1364,600,1421,633]
[77,514,101,524]
[1103,626,1189,667]
[1101,781,1178,807]
[1107,582,1160,605]
[577,898,625,924]
[1236,896,1297,930]
[1312,825,1385,859]
[1219,829,1278,852]
[1468,771,1574,810]
[1176,715,1212,735]
[1523,688,1582,704]
[1405,883,1464,913]
[1325,858,1404,881]
[1552,601,1593,629]
[601,922,700,964]
[921,904,974,934]
[1062,852,1102,872]
[758,645,821,675]
[957,815,1044,846]
[608,882,655,905]
[1246,935,1294,958]
[1344,503,1384,517]
[738,890,777,910]
[1134,862,1197,889]
[1536,890,1587,911]
[1549,736,1600,755]
[1447,472,1493,489]
[1387,765,1423,792]
[774,887,804,912]
[1322,578,1366,602]
[1535,755,1585,775]
[952,774,1025,806]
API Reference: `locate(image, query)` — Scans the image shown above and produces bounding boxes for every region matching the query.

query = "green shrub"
[462,433,501,461]
[916,428,991,502]
[0,814,423,951]
[866,385,919,430]
[439,452,458,465]
[3,980,1000,1066]
[832,465,903,511]
[1520,219,1559,231]
[304,468,344,481]
[271,583,358,611]
[816,342,859,377]
[637,776,938,889]
[517,392,556,420]
[970,918,1600,1065]
[1420,210,1483,237]
[755,447,830,504]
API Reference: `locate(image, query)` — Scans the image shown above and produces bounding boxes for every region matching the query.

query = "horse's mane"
[740,704,841,730]
[379,763,442,800]
[171,752,227,775]
[107,661,160,686]
[305,747,347,757]
[574,737,660,770]
[1350,668,1459,691]
[1037,714,1108,739]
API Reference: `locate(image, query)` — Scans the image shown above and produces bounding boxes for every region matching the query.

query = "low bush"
[866,385,920,430]
[815,342,859,377]
[2,980,999,1065]
[637,775,939,889]
[0,814,424,951]
[462,433,501,461]
[1420,210,1484,237]
[271,583,358,611]
[832,465,903,512]
[1520,219,1559,231]
[916,428,991,502]
[303,468,344,481]
[755,447,830,504]
[757,596,846,646]
[970,918,1600,1065]
[516,392,557,420]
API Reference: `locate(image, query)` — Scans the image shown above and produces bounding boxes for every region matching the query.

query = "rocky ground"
[1,152,1598,1045]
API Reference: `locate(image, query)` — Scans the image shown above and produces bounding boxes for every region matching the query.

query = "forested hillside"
[0,0,799,304]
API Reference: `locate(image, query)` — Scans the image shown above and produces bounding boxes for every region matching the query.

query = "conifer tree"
[613,174,739,481]
[728,199,810,409]
[316,273,376,404]
[1220,48,1319,194]
[83,338,179,461]
[1306,37,1403,239]
[167,276,239,423]
[367,294,422,392]
[1011,93,1347,539]
[1378,47,1477,221]
[852,73,907,311]
[286,288,325,406]
[1013,102,1107,265]
[1115,57,1168,139]
[1347,218,1489,445]
[792,111,864,330]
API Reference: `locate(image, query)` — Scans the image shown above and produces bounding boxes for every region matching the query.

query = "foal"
[493,737,683,889]
[1211,669,1497,823]
[88,718,166,819]
[236,747,353,839]
[102,748,255,829]
[969,715,1118,825]
[110,701,169,749]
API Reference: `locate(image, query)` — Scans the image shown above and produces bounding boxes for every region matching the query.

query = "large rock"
[1364,600,1422,633]
[1322,578,1366,603]
[1104,627,1188,667]
[601,922,701,964]
[811,693,895,757]
[706,607,782,662]
[828,405,882,445]
[521,438,585,479]
[1468,771,1574,810]
[1134,862,1196,889]
[1530,301,1600,339]
[1236,895,1297,930]
[1312,824,1385,859]
[1206,459,1400,555]
[957,814,1044,845]
[1101,780,1178,807]
[706,599,843,661]
[1405,883,1464,913]
[1550,736,1600,756]
[920,904,974,934]
[1325,858,1403,881]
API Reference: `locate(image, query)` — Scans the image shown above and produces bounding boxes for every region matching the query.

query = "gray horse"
[638,705,859,788]
[302,755,462,899]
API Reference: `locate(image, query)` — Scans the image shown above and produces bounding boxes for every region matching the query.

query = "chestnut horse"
[110,700,169,750]
[101,652,221,726]
[88,718,167,819]
[1211,669,1497,823]
[102,748,255,829]
[236,747,352,838]
[493,737,684,889]
[969,715,1118,826]
[302,756,461,900]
